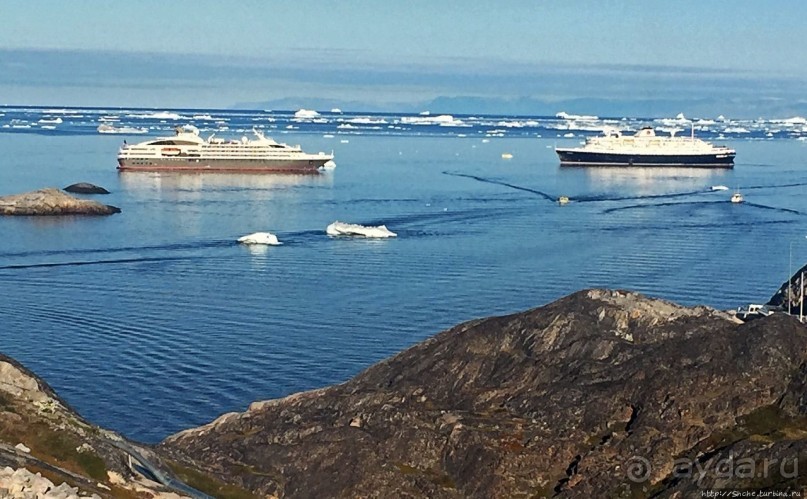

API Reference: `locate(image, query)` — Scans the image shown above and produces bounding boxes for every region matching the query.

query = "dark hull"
[117,157,331,173]
[556,150,735,168]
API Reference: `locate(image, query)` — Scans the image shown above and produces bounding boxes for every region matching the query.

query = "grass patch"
[394,462,456,489]
[75,451,107,481]
[0,391,16,413]
[168,461,260,499]
[1,421,108,483]
[704,405,807,450]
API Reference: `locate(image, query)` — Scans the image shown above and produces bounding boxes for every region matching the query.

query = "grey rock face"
[0,188,120,215]
[160,289,807,497]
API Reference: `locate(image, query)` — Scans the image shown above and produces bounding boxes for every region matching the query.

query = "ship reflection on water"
[118,171,335,199]
[565,166,731,197]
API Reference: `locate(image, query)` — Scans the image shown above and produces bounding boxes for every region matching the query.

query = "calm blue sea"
[1,107,806,443]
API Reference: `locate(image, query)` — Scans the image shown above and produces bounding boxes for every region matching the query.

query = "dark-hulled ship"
[555,126,735,168]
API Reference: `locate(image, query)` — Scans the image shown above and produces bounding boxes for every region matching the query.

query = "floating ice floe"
[294,109,319,118]
[710,185,729,191]
[555,111,598,120]
[326,221,397,238]
[237,232,281,245]
[400,114,465,127]
[348,117,388,125]
[127,111,185,120]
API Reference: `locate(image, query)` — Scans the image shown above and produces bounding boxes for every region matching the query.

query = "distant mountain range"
[4,48,807,120]
[234,95,807,119]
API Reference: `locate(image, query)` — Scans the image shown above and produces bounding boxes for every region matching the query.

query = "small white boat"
[237,232,281,245]
[710,185,729,191]
[501,153,513,159]
[558,196,570,205]
[730,192,744,203]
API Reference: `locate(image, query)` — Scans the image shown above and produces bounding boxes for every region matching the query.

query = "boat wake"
[602,200,806,215]
[0,255,197,271]
[602,200,727,214]
[742,202,805,215]
[574,189,716,203]
[443,171,557,201]
[0,240,232,259]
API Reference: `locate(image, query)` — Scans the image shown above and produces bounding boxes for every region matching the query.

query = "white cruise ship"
[555,126,735,168]
[117,125,334,173]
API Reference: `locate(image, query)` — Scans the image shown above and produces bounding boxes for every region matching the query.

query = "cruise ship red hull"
[117,157,330,173]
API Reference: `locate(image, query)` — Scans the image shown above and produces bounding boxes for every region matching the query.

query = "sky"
[2,0,806,116]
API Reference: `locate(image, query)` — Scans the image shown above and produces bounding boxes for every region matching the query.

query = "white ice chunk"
[238,232,281,245]
[555,111,598,120]
[326,221,397,238]
[294,109,320,118]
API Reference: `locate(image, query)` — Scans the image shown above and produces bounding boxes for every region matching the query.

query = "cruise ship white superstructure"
[555,127,735,168]
[117,125,334,173]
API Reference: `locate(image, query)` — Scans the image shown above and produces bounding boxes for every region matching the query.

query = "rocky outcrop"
[63,183,110,195]
[161,289,807,497]
[768,263,807,314]
[0,467,101,498]
[0,188,120,215]
[0,353,250,498]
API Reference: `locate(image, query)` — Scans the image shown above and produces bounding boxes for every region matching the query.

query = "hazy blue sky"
[2,0,806,115]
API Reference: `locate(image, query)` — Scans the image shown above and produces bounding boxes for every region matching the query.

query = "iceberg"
[126,111,185,120]
[326,221,397,238]
[294,109,320,118]
[400,114,464,126]
[555,111,598,120]
[237,232,281,245]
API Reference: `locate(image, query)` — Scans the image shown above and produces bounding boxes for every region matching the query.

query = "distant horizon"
[3,2,807,119]
[3,96,807,123]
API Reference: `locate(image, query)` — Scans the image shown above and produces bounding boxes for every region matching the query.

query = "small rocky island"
[2,289,807,497]
[63,183,110,195]
[0,188,120,216]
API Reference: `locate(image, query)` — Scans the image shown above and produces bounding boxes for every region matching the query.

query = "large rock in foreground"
[161,289,807,498]
[0,352,250,498]
[0,188,120,215]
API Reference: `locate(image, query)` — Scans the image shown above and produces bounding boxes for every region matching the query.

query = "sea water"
[1,107,806,442]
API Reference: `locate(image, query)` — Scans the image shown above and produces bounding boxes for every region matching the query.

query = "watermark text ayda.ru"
[625,454,798,485]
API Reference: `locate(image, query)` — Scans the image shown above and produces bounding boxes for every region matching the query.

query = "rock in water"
[63,182,110,195]
[160,289,807,497]
[0,188,120,215]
